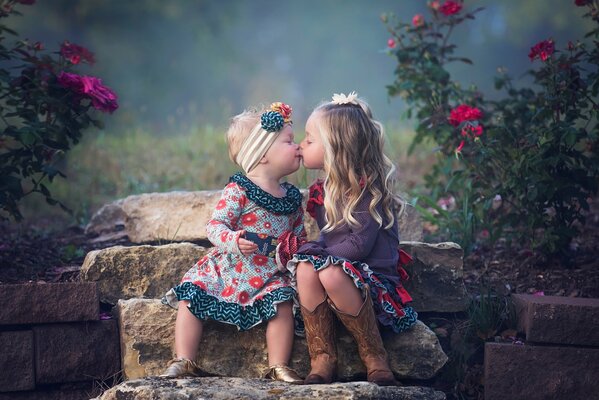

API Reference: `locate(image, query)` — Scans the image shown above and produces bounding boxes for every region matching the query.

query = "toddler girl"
[161,102,305,383]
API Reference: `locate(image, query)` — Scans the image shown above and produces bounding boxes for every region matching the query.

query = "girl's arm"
[206,182,247,255]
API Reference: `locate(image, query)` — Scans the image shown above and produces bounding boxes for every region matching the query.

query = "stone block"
[34,320,120,384]
[0,330,34,392]
[117,298,447,381]
[513,294,599,346]
[0,283,99,325]
[400,241,469,312]
[80,243,209,305]
[484,342,599,400]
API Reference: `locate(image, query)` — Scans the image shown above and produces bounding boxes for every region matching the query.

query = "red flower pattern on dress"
[242,213,257,225]
[221,285,234,297]
[253,255,268,266]
[439,0,462,16]
[220,231,229,242]
[235,261,243,273]
[306,180,324,219]
[216,199,226,210]
[238,291,250,304]
[249,276,264,288]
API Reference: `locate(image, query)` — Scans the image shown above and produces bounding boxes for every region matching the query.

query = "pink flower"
[448,104,482,127]
[60,41,95,65]
[387,38,396,48]
[429,1,441,10]
[575,0,591,6]
[528,39,555,62]
[439,0,462,16]
[57,72,118,113]
[412,14,425,27]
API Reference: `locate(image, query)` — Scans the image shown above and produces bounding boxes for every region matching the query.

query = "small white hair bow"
[331,91,358,105]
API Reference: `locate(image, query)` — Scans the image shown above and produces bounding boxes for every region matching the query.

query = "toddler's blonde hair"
[225,108,263,165]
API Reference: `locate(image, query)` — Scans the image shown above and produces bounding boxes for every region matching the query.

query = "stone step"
[117,298,448,381]
[485,342,599,400]
[81,241,468,313]
[93,377,446,400]
[84,190,424,244]
[0,283,99,325]
[0,330,35,392]
[34,320,120,384]
[512,294,599,346]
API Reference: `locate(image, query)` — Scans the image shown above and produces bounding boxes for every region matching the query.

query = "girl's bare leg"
[266,301,295,365]
[318,266,363,316]
[296,261,327,310]
[175,300,204,360]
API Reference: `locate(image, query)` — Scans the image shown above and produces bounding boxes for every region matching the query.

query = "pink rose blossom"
[57,71,118,113]
[387,38,396,48]
[412,14,425,28]
[439,0,462,16]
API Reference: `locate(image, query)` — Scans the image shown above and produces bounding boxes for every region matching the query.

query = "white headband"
[235,122,281,174]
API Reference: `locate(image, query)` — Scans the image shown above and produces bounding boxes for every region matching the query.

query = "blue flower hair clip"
[261,111,285,132]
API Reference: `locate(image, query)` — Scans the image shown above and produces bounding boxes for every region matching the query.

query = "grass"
[16,123,435,226]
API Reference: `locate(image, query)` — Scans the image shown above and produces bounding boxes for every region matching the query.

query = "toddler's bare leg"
[266,301,294,366]
[175,300,204,360]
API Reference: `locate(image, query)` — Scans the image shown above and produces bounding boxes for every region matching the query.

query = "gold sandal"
[160,358,206,378]
[263,364,303,384]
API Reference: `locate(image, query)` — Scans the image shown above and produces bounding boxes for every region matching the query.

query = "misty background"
[6,0,592,133]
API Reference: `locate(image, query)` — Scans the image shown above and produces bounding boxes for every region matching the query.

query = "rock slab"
[512,294,599,346]
[0,282,99,325]
[85,191,423,244]
[80,243,209,305]
[0,330,35,392]
[117,298,447,381]
[484,342,599,400]
[94,377,446,400]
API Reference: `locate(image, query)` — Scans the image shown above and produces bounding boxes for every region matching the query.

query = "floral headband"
[236,102,293,173]
[331,91,358,105]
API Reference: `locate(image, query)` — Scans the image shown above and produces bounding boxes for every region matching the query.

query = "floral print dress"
[163,173,305,331]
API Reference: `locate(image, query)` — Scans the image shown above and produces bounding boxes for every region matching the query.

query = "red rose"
[387,38,396,48]
[60,41,95,65]
[57,72,118,113]
[528,39,555,62]
[439,0,462,16]
[448,104,482,127]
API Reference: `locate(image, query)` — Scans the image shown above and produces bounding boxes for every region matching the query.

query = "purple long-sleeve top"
[298,190,401,282]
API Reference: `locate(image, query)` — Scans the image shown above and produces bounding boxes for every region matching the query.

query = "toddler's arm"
[206,182,248,255]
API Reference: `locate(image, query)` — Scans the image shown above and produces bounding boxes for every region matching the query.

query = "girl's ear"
[258,155,268,164]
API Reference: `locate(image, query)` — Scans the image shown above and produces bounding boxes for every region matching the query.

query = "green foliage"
[0,1,116,221]
[383,1,599,255]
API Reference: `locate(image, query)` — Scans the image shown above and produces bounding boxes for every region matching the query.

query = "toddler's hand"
[237,230,258,256]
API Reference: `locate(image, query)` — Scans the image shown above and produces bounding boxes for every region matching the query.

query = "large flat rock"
[85,191,423,244]
[93,377,446,400]
[80,243,209,305]
[81,241,466,313]
[117,298,448,381]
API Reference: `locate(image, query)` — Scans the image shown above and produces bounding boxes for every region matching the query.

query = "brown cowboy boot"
[328,290,400,386]
[300,298,337,384]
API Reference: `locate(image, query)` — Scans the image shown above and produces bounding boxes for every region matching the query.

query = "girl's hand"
[237,230,258,256]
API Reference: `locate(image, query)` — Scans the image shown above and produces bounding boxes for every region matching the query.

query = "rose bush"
[0,0,118,220]
[383,0,599,255]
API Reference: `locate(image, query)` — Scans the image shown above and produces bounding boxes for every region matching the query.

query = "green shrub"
[0,0,118,220]
[383,0,599,255]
